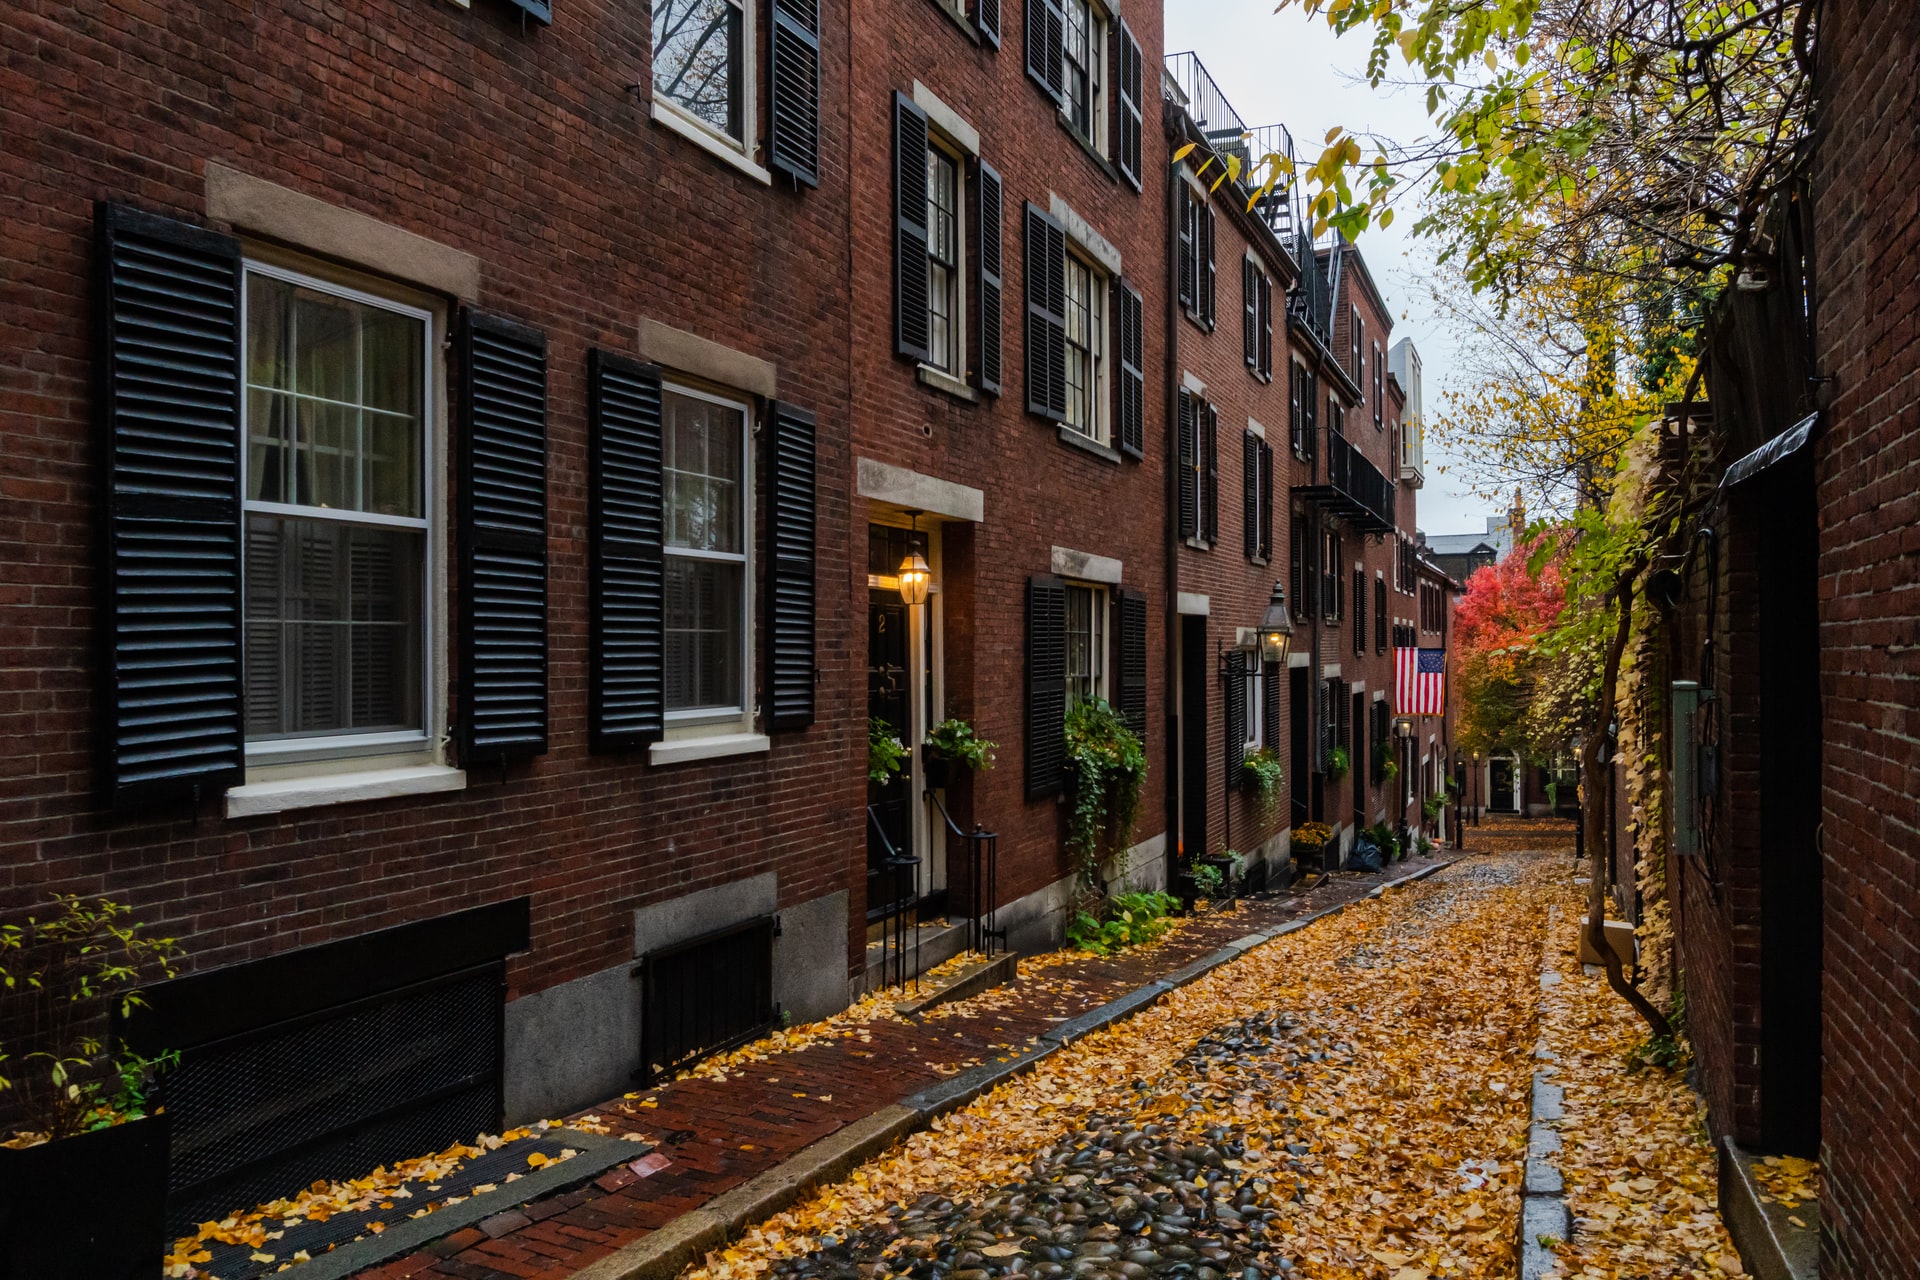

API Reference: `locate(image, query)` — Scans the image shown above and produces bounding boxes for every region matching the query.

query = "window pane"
[663,390,744,553]
[654,0,742,139]
[245,273,424,519]
[1063,258,1105,441]
[664,556,744,711]
[1063,585,1104,709]
[245,514,423,739]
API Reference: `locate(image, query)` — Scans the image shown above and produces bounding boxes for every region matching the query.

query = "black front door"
[1289,666,1310,827]
[1489,757,1517,812]
[867,590,914,919]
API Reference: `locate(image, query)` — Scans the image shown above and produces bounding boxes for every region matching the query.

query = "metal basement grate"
[635,916,777,1085]
[163,964,504,1236]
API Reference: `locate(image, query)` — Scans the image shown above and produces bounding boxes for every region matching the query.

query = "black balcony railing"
[1164,52,1296,241]
[1296,426,1395,535]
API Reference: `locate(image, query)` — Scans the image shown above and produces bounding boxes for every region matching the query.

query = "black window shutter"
[1177,190,1195,312]
[1201,206,1217,327]
[1337,678,1351,755]
[95,202,246,808]
[1117,588,1147,737]
[1115,278,1145,459]
[1375,578,1388,653]
[768,401,818,729]
[458,309,549,765]
[1354,568,1366,656]
[1290,519,1306,621]
[1259,275,1274,379]
[974,160,1005,395]
[1224,653,1246,789]
[1262,660,1282,752]
[1024,204,1067,420]
[1176,391,1198,540]
[1202,402,1219,543]
[978,0,1001,48]
[894,92,932,364]
[1242,258,1257,368]
[1242,431,1260,559]
[1114,21,1143,188]
[588,351,666,749]
[769,0,821,187]
[1025,0,1065,103]
[1026,575,1067,799]
[1258,441,1274,562]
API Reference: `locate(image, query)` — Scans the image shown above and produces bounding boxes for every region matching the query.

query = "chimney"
[1509,488,1526,546]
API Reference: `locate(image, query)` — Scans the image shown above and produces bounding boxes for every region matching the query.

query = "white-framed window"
[926,141,965,378]
[1243,653,1263,752]
[653,0,752,150]
[1063,252,1108,444]
[1063,0,1106,147]
[241,263,433,763]
[1063,582,1107,709]
[662,383,753,723]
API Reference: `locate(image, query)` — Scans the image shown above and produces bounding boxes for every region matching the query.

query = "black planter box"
[0,1111,170,1280]
[923,754,952,790]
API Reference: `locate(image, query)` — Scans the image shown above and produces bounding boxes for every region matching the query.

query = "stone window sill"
[651,101,772,186]
[1057,425,1121,463]
[918,364,979,402]
[226,764,466,818]
[1056,112,1119,183]
[649,732,771,766]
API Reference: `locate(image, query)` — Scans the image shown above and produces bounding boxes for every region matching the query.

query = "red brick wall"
[0,0,863,992]
[1811,3,1920,1273]
[845,0,1169,909]
[1167,176,1293,863]
[1671,497,1767,1147]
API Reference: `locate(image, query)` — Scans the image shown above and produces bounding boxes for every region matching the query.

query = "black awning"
[1722,412,1818,488]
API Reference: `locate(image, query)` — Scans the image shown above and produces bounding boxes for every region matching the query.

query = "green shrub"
[868,717,909,784]
[924,717,996,771]
[1064,699,1146,890]
[1066,891,1180,955]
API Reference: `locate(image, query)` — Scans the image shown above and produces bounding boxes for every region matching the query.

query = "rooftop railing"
[1164,52,1297,241]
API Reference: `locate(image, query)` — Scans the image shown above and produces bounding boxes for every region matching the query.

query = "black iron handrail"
[867,805,921,991]
[925,789,1004,958]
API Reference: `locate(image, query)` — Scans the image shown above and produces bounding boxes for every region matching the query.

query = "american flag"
[1395,647,1446,717]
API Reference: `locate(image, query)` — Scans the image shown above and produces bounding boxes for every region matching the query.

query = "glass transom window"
[926,145,962,377]
[654,0,745,142]
[663,386,749,716]
[1063,254,1107,444]
[242,268,429,747]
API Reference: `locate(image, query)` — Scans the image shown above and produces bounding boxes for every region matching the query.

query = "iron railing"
[928,789,1003,958]
[867,804,922,990]
[634,916,777,1085]
[1288,224,1335,346]
[1296,424,1396,535]
[1164,52,1296,241]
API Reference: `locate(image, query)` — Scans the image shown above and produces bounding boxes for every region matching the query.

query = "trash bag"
[1348,837,1384,872]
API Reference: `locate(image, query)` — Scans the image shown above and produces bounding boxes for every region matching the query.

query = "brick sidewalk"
[348,861,1438,1280]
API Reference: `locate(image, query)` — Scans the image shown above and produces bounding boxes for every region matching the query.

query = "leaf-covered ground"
[681,855,1561,1280]
[1534,886,1742,1278]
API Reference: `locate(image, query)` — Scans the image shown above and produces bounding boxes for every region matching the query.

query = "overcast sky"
[1166,0,1495,538]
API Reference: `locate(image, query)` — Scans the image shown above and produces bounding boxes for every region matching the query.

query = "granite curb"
[567,857,1458,1280]
[1522,907,1572,1280]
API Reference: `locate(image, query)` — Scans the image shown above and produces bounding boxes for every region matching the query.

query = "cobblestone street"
[688,854,1557,1280]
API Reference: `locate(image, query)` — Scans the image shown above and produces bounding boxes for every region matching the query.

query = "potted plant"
[922,717,996,790]
[1422,790,1450,823]
[1376,741,1399,783]
[1324,745,1351,781]
[1241,747,1284,825]
[868,717,909,785]
[1290,822,1335,871]
[0,895,180,1280]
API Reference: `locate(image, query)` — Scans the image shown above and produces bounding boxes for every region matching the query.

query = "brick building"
[0,0,1443,1241]
[1158,54,1439,879]
[1644,4,1919,1275]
